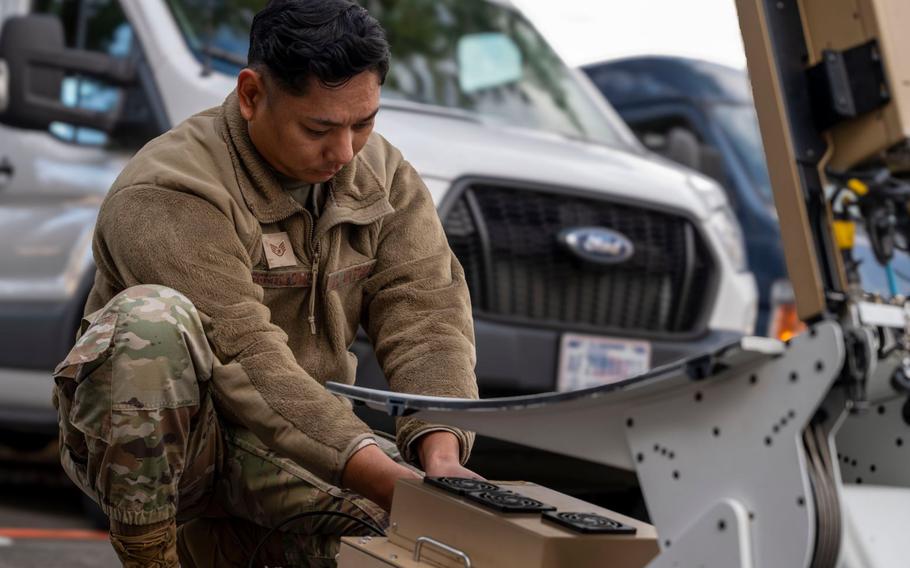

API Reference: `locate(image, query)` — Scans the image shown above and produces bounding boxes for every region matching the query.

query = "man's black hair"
[248,0,390,95]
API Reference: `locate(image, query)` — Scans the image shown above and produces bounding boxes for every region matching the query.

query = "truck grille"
[443,183,715,336]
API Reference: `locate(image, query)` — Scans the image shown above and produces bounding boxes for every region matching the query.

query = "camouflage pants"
[53,284,395,567]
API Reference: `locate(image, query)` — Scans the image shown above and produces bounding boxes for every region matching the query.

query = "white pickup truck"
[0,0,756,443]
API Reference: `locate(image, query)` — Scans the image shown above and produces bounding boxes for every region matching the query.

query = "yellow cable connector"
[832,220,856,250]
[847,178,869,196]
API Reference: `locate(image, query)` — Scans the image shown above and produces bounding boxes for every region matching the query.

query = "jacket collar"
[219,92,392,229]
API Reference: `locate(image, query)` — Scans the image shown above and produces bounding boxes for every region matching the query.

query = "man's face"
[238,69,381,184]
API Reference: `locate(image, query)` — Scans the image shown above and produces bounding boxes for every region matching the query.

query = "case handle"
[413,536,472,567]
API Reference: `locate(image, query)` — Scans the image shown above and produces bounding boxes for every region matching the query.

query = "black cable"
[247,510,386,568]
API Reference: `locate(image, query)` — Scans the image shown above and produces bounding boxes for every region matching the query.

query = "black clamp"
[807,40,891,131]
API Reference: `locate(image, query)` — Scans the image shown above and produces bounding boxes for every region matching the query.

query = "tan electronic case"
[338,479,658,568]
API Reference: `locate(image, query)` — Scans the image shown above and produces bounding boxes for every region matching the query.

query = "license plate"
[557,333,651,391]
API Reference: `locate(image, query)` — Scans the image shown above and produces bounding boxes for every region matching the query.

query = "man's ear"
[237,68,266,121]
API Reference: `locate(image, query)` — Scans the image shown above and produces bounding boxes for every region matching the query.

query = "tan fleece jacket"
[85,93,478,485]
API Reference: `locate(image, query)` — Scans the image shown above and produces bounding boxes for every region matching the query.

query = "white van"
[0,0,756,438]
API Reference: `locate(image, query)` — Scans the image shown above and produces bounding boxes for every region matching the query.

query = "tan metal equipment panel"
[735,0,830,320]
[736,0,910,319]
[800,0,910,171]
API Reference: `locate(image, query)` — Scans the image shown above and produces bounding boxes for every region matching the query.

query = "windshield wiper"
[379,98,483,124]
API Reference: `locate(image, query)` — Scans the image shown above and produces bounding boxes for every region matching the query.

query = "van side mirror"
[664,127,702,172]
[0,14,135,132]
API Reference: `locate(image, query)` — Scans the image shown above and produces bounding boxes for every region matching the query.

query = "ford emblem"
[558,227,635,265]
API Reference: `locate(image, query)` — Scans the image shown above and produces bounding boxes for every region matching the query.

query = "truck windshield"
[165,0,624,147]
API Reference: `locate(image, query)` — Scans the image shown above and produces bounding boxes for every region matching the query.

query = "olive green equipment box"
[338,478,658,568]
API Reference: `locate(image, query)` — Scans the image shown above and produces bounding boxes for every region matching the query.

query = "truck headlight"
[708,207,748,272]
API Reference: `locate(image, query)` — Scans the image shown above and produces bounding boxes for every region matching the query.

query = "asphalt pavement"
[0,454,117,568]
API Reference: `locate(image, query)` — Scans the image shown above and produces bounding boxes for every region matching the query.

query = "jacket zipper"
[302,182,390,335]
[304,209,321,335]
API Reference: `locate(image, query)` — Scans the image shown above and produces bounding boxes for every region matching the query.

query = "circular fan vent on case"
[424,477,500,495]
[542,511,637,534]
[464,490,556,513]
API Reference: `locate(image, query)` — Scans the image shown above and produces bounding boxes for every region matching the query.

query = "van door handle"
[0,157,13,187]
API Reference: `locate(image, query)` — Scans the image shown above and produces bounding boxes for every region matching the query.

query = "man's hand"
[340,432,483,513]
[416,431,485,480]
[341,444,419,512]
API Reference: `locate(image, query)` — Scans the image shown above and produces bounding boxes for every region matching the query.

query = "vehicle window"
[32,0,158,149]
[710,103,774,205]
[164,0,626,148]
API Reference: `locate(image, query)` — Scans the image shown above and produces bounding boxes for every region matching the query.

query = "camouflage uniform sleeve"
[93,185,373,485]
[361,161,479,466]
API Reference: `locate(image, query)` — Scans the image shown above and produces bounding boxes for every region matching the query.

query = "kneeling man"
[53,1,479,565]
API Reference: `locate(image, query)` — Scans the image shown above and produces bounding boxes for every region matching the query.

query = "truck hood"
[375,105,723,219]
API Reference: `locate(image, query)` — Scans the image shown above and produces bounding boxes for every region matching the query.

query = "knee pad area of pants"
[108,285,208,355]
[109,285,199,325]
[101,284,212,409]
